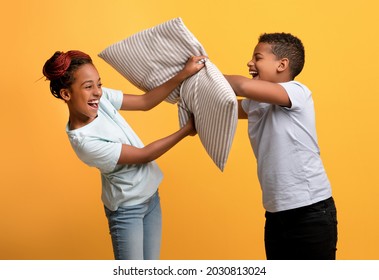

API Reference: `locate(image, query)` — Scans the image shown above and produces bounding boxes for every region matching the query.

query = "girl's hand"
[180,55,208,78]
[183,114,197,136]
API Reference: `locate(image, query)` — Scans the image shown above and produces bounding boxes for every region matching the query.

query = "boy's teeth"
[249,71,258,78]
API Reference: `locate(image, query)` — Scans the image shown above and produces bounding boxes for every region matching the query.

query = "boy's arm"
[238,99,248,119]
[225,75,291,107]
[121,55,207,111]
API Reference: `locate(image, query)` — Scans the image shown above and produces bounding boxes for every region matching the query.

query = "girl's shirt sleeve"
[74,135,122,174]
[101,87,123,110]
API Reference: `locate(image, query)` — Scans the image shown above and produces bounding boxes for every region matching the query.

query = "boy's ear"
[60,89,71,101]
[278,58,289,73]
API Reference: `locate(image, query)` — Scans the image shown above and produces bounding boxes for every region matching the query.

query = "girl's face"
[247,42,282,83]
[64,63,102,129]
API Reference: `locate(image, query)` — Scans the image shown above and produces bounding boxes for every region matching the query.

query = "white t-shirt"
[241,81,331,212]
[66,87,163,211]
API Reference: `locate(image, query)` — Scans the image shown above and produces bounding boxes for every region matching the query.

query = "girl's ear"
[60,89,71,101]
[278,58,289,73]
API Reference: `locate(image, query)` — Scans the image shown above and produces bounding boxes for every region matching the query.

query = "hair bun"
[42,51,71,81]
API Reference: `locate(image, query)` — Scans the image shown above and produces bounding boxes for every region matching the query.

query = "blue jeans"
[264,197,338,260]
[104,191,162,260]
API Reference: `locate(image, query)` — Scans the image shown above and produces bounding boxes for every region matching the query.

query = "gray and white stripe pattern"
[178,60,237,171]
[98,17,205,104]
[98,17,238,171]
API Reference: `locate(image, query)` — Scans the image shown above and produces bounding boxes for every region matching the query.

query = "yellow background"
[1,0,378,260]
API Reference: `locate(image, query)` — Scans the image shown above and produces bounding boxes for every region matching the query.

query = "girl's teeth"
[88,100,99,108]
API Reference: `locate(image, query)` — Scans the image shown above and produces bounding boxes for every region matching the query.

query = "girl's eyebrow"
[81,80,95,86]
[81,78,101,86]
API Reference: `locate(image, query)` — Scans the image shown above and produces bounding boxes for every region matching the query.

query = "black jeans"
[264,197,338,260]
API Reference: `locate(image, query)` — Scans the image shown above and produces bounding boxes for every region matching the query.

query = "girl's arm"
[224,75,291,107]
[117,117,196,165]
[121,55,208,111]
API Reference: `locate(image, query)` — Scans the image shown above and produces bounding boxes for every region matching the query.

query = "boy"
[225,33,337,260]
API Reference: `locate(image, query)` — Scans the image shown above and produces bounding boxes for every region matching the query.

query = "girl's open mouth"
[88,100,99,109]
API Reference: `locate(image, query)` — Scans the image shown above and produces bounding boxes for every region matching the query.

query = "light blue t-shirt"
[66,87,163,211]
[241,81,331,212]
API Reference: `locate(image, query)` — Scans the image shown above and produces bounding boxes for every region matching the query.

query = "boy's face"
[247,42,282,83]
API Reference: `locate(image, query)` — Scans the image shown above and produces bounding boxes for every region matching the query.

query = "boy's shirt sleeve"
[279,81,309,111]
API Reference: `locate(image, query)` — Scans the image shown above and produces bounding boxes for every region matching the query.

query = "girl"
[42,50,207,259]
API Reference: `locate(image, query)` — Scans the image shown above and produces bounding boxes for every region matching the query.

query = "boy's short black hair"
[259,33,305,79]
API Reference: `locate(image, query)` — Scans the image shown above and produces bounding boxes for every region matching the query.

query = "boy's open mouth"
[249,70,258,78]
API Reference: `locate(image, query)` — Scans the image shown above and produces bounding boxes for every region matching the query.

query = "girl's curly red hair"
[42,50,92,99]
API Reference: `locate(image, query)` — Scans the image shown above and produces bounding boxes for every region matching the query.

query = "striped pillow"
[98,17,237,171]
[98,17,204,104]
[178,60,238,171]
